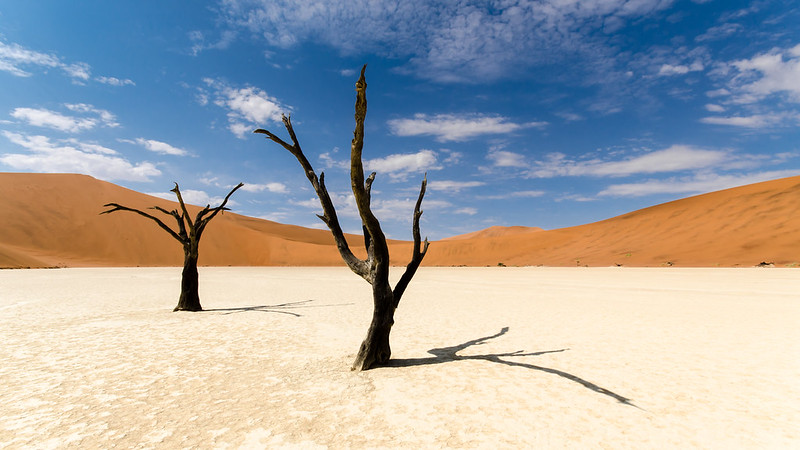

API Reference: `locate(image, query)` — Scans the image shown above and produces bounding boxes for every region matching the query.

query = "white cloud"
[0,40,93,81]
[0,131,160,182]
[728,44,800,103]
[10,108,96,133]
[479,190,545,200]
[529,145,729,178]
[706,88,731,98]
[488,149,527,167]
[0,40,62,76]
[63,139,118,155]
[241,182,289,193]
[706,44,800,127]
[189,30,237,55]
[96,76,135,86]
[64,103,119,127]
[221,0,676,83]
[454,207,478,215]
[598,170,800,197]
[370,197,451,223]
[704,104,725,112]
[556,112,584,122]
[427,180,485,192]
[10,104,118,133]
[203,78,291,138]
[699,113,795,128]
[388,114,546,142]
[63,62,91,81]
[695,22,742,42]
[134,138,190,156]
[364,149,441,180]
[657,60,704,76]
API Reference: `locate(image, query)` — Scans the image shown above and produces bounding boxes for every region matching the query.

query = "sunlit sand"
[2,267,797,448]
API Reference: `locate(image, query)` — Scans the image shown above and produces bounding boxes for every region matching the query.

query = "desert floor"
[1,267,798,448]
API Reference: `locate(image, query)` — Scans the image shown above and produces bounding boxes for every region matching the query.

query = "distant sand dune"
[1,172,799,268]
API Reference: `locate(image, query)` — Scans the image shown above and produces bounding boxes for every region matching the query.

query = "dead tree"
[101,182,243,312]
[255,65,429,371]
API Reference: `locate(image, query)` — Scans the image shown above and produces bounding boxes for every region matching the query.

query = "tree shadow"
[386,327,638,407]
[204,299,353,317]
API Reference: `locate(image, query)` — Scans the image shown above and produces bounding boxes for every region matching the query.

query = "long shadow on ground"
[387,327,638,407]
[204,300,353,317]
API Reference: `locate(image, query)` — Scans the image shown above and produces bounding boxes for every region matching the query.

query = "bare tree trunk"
[352,283,395,370]
[174,248,201,311]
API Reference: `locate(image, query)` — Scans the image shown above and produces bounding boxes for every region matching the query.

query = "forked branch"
[393,174,430,305]
[255,117,370,280]
[101,203,184,242]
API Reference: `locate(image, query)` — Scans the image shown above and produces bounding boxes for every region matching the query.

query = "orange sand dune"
[424,175,800,267]
[1,172,799,268]
[441,225,543,241]
[0,173,366,268]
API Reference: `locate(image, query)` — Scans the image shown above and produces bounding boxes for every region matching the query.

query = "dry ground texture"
[1,267,798,448]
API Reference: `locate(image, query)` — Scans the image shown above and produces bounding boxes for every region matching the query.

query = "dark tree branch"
[255,118,370,280]
[393,174,429,306]
[101,203,184,243]
[195,183,244,238]
[151,206,188,240]
[171,183,195,233]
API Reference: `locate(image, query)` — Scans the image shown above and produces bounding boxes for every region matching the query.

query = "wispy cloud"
[702,43,800,128]
[0,39,129,85]
[364,149,441,180]
[189,30,237,55]
[202,78,291,138]
[727,43,800,103]
[529,145,729,178]
[454,207,478,215]
[695,22,742,42]
[487,148,527,167]
[699,113,797,128]
[0,40,79,79]
[241,182,288,194]
[478,190,545,200]
[133,138,190,156]
[10,104,119,133]
[1,131,160,182]
[96,76,135,86]
[388,114,546,142]
[598,170,800,197]
[657,61,704,76]
[321,148,444,181]
[427,180,485,192]
[221,0,676,83]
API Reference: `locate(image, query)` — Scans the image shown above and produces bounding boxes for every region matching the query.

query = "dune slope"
[0,173,363,268]
[1,172,799,267]
[424,175,800,267]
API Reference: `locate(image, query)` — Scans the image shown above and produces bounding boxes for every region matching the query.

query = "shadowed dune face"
[1,172,799,268]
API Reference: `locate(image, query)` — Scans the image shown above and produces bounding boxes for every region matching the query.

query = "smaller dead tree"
[101,182,243,311]
[255,65,429,370]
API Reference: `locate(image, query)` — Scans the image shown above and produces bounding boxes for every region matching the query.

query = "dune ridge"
[1,172,799,268]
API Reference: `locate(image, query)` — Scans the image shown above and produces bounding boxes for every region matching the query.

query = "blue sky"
[1,1,798,240]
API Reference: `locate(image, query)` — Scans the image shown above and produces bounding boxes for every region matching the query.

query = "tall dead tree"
[255,65,429,371]
[101,182,243,312]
